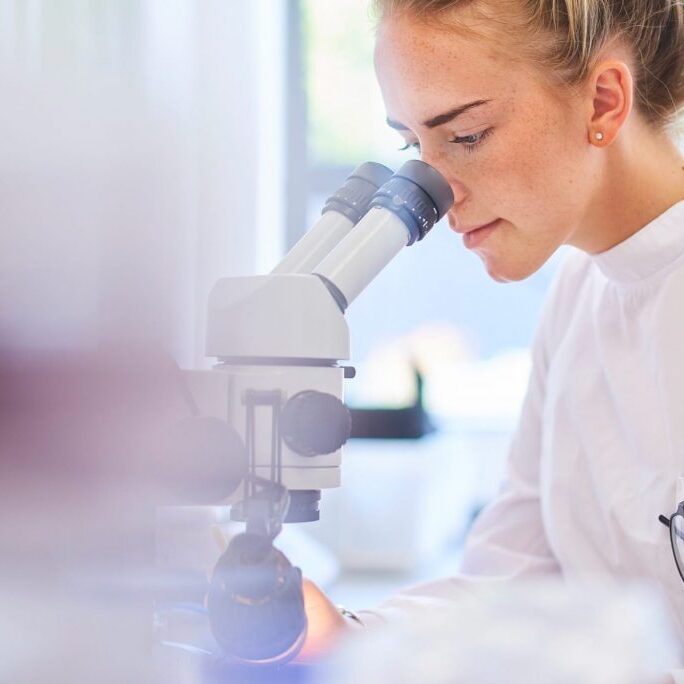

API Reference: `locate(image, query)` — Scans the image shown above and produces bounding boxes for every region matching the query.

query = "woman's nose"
[418,150,466,205]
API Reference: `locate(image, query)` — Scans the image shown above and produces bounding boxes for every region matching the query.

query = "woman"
[300,0,684,675]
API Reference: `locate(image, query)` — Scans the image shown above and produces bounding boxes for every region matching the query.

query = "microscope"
[176,159,453,665]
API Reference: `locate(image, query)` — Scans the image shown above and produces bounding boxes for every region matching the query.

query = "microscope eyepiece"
[272,161,394,274]
[369,159,454,244]
[314,159,453,307]
[394,159,455,218]
[322,161,394,224]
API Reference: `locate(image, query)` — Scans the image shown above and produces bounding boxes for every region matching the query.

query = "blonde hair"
[371,0,684,130]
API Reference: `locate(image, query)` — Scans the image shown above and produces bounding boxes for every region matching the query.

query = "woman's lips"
[462,219,501,249]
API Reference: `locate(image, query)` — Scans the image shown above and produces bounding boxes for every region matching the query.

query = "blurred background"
[0,0,563,636]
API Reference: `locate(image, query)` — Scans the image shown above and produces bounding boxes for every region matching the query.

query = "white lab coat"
[358,200,684,679]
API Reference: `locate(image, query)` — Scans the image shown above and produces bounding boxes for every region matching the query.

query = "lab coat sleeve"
[457,315,560,579]
[356,263,568,628]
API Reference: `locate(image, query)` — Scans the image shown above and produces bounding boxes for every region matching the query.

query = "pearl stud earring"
[595,131,604,141]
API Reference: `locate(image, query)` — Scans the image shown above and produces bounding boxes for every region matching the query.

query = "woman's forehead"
[375,12,513,80]
[374,16,519,125]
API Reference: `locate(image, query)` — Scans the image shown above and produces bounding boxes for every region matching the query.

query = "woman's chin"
[480,254,542,283]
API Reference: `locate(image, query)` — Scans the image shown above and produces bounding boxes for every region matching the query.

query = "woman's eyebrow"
[386,99,492,131]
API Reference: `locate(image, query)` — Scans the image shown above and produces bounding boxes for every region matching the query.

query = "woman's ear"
[586,60,634,145]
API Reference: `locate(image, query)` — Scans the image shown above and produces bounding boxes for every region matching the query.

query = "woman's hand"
[295,578,354,662]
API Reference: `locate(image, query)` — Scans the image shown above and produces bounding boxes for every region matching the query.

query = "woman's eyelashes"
[398,128,493,154]
[450,128,493,153]
[398,140,421,152]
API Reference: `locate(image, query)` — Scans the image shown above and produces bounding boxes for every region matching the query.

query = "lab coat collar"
[591,199,684,284]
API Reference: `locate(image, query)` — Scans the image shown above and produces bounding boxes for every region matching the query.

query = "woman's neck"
[571,121,684,254]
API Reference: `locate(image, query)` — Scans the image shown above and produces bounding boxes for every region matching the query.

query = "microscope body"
[170,160,454,664]
[185,273,351,503]
[182,159,453,519]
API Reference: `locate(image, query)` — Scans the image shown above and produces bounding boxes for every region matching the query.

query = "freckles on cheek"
[507,138,558,203]
[481,142,540,210]
[501,105,560,186]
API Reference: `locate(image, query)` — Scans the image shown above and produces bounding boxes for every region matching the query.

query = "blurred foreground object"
[323,580,680,684]
[0,345,214,684]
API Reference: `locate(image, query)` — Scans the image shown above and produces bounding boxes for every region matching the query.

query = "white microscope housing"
[185,160,453,522]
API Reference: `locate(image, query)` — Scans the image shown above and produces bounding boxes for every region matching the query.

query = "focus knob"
[280,391,351,457]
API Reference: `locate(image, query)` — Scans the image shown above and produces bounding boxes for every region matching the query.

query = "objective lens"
[207,534,307,664]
